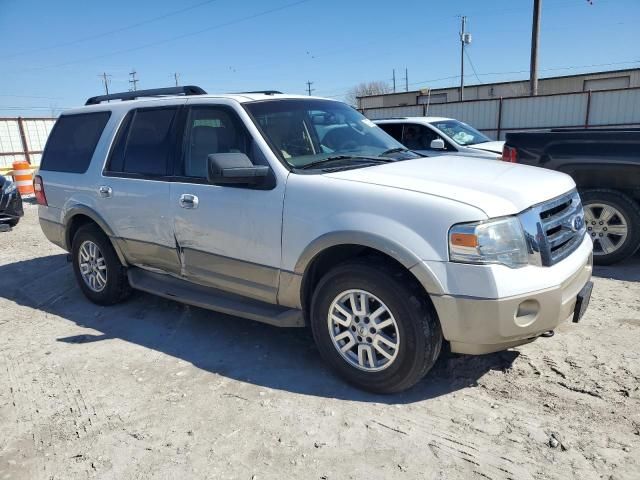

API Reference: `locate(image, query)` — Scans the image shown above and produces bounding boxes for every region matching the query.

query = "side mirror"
[207,153,269,185]
[430,138,446,150]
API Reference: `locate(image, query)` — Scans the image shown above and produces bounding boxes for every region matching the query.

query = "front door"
[169,103,285,303]
[402,123,449,157]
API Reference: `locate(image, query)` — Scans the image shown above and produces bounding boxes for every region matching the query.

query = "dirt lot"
[1,203,639,480]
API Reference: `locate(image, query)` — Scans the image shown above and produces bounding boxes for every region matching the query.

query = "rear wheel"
[71,224,131,305]
[310,259,442,393]
[581,189,640,265]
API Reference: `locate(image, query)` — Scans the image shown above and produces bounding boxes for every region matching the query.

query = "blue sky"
[0,0,638,116]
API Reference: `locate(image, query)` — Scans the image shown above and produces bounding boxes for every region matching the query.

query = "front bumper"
[429,238,593,355]
[0,190,24,223]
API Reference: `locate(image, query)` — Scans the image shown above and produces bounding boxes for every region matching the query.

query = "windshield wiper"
[379,147,411,156]
[299,155,393,170]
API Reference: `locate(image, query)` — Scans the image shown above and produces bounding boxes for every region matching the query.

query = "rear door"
[100,101,185,273]
[169,101,285,303]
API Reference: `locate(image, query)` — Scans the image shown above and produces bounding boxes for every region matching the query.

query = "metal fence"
[361,86,640,140]
[0,117,56,170]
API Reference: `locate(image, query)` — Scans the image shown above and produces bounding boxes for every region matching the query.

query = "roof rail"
[235,90,283,95]
[85,85,207,105]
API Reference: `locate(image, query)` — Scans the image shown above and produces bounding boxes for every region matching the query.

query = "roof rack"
[235,90,283,95]
[85,85,207,105]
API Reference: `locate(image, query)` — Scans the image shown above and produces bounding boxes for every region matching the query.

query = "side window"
[402,124,438,150]
[40,112,111,173]
[182,107,252,178]
[377,123,402,142]
[107,107,178,176]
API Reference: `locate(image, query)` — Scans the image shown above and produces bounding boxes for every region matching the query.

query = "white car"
[375,116,504,160]
[37,87,593,393]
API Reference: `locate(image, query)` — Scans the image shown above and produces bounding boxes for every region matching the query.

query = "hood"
[325,156,576,218]
[468,140,504,154]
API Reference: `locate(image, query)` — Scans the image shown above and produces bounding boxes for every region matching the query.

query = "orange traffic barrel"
[12,160,34,196]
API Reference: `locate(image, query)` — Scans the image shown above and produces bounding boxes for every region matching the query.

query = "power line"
[314,59,640,99]
[464,50,482,84]
[17,0,313,73]
[0,94,63,99]
[0,0,222,61]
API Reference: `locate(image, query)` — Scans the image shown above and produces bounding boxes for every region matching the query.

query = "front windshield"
[429,119,491,146]
[245,99,412,168]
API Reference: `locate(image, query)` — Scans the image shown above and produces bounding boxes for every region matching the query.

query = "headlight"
[449,216,529,268]
[2,180,16,194]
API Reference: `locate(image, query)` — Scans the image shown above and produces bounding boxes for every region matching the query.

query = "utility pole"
[98,72,111,95]
[306,80,314,96]
[129,69,139,91]
[403,68,408,92]
[392,69,396,93]
[530,0,542,96]
[459,16,468,101]
[173,72,180,87]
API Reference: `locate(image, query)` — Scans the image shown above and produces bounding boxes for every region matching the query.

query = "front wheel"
[310,260,442,393]
[581,189,640,265]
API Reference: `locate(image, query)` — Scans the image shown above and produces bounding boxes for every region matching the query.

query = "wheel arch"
[291,231,444,317]
[63,205,127,266]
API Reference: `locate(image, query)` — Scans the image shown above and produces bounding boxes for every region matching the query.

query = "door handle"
[98,185,112,198]
[179,193,199,209]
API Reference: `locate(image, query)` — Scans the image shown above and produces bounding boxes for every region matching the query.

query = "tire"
[8,219,19,227]
[581,189,640,265]
[71,224,131,305]
[310,259,442,394]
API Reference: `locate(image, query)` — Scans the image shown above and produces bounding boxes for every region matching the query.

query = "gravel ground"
[1,203,639,480]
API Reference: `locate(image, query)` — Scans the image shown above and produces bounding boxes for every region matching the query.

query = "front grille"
[519,190,586,266]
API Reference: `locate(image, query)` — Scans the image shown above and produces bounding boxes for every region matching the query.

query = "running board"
[128,268,304,328]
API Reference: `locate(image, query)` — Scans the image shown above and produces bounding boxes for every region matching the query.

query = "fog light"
[514,299,540,327]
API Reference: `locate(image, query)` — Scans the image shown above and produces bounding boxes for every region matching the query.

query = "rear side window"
[39,112,111,173]
[377,123,402,141]
[107,107,178,177]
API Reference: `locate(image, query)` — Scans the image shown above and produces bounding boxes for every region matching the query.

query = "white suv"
[36,86,593,393]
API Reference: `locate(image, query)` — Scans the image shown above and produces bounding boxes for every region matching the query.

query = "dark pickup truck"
[503,129,640,265]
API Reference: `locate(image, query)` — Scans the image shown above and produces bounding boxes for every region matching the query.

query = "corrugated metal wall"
[589,89,640,125]
[501,93,587,129]
[362,87,640,140]
[0,118,56,169]
[365,105,423,119]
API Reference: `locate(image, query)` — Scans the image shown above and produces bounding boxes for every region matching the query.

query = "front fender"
[277,229,446,310]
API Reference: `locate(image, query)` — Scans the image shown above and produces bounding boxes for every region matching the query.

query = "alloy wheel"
[78,240,108,292]
[327,289,400,372]
[584,203,628,256]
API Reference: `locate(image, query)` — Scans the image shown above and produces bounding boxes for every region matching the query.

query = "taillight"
[502,145,518,163]
[33,175,48,206]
